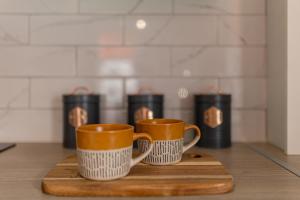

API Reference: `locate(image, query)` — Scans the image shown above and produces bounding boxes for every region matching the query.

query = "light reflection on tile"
[78,47,170,77]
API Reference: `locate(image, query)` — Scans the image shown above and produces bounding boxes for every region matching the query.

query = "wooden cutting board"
[42,153,233,196]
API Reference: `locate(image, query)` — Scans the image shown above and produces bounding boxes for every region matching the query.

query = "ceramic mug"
[136,119,201,165]
[76,124,153,181]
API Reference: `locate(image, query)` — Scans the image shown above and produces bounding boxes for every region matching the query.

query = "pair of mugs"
[77,119,201,181]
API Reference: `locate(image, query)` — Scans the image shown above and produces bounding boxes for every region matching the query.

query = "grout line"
[247,144,300,177]
[28,78,32,108]
[27,15,31,45]
[218,76,267,80]
[217,77,221,92]
[27,77,32,109]
[0,44,267,48]
[0,107,266,112]
[232,108,267,111]
[122,78,127,108]
[216,15,221,45]
[169,47,173,77]
[0,13,267,17]
[74,46,79,77]
[122,15,126,45]
[0,76,267,79]
[77,0,80,13]
[171,0,175,15]
[265,0,268,16]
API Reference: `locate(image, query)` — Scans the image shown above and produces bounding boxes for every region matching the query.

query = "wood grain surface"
[42,153,233,196]
[2,143,300,200]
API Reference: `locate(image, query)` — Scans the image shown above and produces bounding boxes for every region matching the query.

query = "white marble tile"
[80,0,172,14]
[220,78,266,109]
[0,109,62,142]
[101,109,126,124]
[232,110,266,142]
[174,0,266,14]
[0,0,268,144]
[0,16,28,45]
[172,47,266,77]
[30,78,123,109]
[0,47,75,76]
[31,16,122,45]
[126,78,218,109]
[125,16,217,45]
[0,0,77,13]
[0,79,29,108]
[78,47,171,77]
[131,0,172,14]
[219,16,266,45]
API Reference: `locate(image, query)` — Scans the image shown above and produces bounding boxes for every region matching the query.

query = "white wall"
[268,0,300,154]
[287,0,300,154]
[267,0,287,150]
[0,0,267,143]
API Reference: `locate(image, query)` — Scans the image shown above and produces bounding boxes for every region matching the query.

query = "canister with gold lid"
[63,87,100,149]
[128,94,164,126]
[194,94,231,148]
[128,94,163,149]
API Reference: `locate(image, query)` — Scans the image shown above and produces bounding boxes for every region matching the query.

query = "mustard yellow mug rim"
[136,118,184,126]
[78,124,134,134]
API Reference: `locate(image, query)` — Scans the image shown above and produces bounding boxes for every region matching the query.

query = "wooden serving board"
[42,153,233,196]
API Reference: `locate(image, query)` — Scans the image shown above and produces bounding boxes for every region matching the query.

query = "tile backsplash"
[0,0,266,143]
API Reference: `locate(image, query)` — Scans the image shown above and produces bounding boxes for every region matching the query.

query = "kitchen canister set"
[63,87,232,153]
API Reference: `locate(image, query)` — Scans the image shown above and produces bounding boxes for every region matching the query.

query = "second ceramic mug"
[76,124,153,181]
[136,119,201,165]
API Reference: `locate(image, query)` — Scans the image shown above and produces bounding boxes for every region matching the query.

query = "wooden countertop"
[0,143,299,200]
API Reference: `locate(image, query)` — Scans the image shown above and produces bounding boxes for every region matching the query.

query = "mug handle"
[183,124,201,153]
[130,133,154,167]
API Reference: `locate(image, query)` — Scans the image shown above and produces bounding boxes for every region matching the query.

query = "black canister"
[195,94,231,148]
[63,88,100,149]
[128,94,164,148]
[128,94,164,125]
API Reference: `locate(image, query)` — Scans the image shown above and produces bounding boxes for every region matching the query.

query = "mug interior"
[137,119,183,125]
[78,124,133,133]
[135,119,185,141]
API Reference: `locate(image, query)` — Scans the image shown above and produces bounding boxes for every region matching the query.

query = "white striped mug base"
[77,146,132,181]
[137,139,184,165]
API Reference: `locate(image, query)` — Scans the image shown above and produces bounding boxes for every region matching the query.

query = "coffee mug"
[136,119,201,165]
[76,124,153,181]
